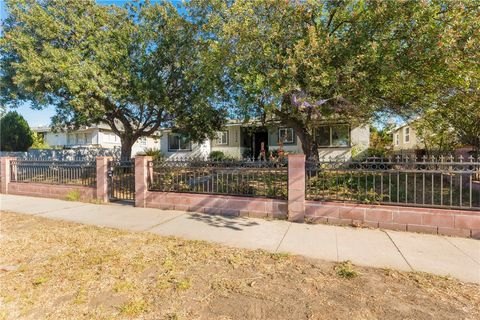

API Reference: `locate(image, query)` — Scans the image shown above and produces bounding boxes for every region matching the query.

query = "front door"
[253,131,269,160]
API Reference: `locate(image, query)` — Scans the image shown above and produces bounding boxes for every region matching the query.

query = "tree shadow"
[186,212,260,231]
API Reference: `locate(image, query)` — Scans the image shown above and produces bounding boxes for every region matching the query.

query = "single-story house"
[158,120,370,159]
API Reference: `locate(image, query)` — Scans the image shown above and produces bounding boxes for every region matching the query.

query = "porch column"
[287,154,306,222]
[135,156,153,208]
[96,157,112,202]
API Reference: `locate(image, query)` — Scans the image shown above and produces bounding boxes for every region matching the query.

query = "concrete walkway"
[1,194,479,284]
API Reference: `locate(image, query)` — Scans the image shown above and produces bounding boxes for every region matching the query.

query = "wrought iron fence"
[10,160,96,187]
[148,158,288,199]
[108,160,135,200]
[306,156,480,210]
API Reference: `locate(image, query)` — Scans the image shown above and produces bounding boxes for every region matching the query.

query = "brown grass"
[0,211,479,320]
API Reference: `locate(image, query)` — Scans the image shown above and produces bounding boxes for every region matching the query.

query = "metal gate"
[108,160,135,201]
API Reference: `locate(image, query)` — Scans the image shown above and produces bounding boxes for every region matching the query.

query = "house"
[32,124,160,156]
[158,120,370,159]
[391,122,424,152]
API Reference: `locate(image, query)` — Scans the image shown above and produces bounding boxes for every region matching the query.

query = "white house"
[32,123,160,156]
[157,120,370,159]
[33,119,370,160]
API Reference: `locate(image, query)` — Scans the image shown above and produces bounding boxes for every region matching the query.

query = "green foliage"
[367,127,393,157]
[1,0,226,159]
[415,105,480,154]
[30,131,49,149]
[209,150,227,160]
[334,261,359,279]
[0,111,33,151]
[413,111,459,155]
[65,190,81,202]
[189,0,478,159]
[208,150,235,160]
[141,148,164,160]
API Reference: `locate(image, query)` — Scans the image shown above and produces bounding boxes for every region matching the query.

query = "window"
[168,134,191,151]
[331,125,349,147]
[278,128,294,144]
[76,133,86,145]
[216,131,229,145]
[105,133,119,143]
[395,133,399,146]
[138,137,147,147]
[67,133,75,145]
[315,125,350,147]
[404,127,410,143]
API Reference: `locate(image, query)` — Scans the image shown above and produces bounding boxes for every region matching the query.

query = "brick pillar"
[135,156,152,208]
[96,156,111,202]
[287,154,306,222]
[0,157,14,194]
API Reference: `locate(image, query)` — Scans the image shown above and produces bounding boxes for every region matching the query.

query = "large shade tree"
[189,0,478,160]
[1,0,226,159]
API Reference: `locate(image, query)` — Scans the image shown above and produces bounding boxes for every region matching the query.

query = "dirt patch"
[0,211,478,320]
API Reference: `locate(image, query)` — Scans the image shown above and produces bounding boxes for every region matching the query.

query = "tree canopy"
[1,0,226,158]
[0,111,34,151]
[189,0,479,159]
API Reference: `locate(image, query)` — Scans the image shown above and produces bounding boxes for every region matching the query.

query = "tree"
[1,0,226,159]
[368,126,393,157]
[30,131,50,149]
[415,105,480,155]
[0,111,34,151]
[189,0,478,160]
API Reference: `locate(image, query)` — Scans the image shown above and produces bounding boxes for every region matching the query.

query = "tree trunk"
[295,127,319,162]
[119,135,135,160]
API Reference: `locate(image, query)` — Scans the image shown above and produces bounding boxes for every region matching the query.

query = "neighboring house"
[391,122,424,152]
[158,120,370,159]
[31,124,160,156]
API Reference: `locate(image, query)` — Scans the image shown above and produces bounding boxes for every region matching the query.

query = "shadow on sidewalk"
[187,213,259,231]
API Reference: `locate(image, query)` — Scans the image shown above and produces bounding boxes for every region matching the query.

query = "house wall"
[44,132,67,147]
[393,125,423,151]
[211,125,243,157]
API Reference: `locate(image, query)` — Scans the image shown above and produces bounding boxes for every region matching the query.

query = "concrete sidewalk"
[1,194,479,284]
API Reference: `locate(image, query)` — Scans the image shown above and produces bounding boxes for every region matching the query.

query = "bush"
[0,111,34,151]
[65,190,81,201]
[209,151,233,160]
[30,131,50,149]
[140,148,163,160]
[334,261,359,279]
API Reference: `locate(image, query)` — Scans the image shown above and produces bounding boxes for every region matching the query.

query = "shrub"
[334,261,359,279]
[209,151,236,160]
[0,111,34,151]
[140,148,164,160]
[65,190,81,201]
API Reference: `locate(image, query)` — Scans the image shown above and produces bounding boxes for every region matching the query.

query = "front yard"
[0,211,479,320]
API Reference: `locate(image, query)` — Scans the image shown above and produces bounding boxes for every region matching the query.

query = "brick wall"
[305,201,480,239]
[8,182,95,201]
[145,191,287,219]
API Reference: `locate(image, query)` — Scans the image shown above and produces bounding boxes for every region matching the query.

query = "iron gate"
[108,160,135,201]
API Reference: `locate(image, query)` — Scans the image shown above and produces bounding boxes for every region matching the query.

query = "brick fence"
[1,155,479,238]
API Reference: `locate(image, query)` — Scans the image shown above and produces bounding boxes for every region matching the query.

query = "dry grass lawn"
[0,211,479,320]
